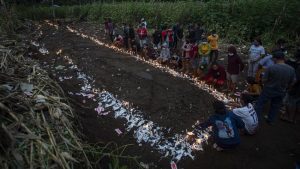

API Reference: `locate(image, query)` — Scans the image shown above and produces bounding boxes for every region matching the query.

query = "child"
[248,38,265,77]
[207,30,219,63]
[142,44,156,60]
[227,46,244,93]
[169,51,181,69]
[244,76,261,100]
[181,39,193,74]
[198,40,211,78]
[137,23,148,48]
[157,42,170,64]
[197,100,244,150]
[113,34,124,48]
[203,62,227,88]
[232,94,259,135]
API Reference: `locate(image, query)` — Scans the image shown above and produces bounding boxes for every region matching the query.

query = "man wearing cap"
[255,51,296,124]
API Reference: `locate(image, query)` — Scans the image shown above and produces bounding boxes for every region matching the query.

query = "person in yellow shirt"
[207,30,219,64]
[244,76,262,100]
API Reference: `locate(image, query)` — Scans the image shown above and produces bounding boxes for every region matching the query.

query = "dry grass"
[0,31,102,169]
[0,35,93,169]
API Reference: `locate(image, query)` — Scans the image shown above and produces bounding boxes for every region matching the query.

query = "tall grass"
[16,0,300,44]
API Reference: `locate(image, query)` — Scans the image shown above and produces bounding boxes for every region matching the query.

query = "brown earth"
[28,21,300,169]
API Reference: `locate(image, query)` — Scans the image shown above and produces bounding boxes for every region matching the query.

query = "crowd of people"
[103,18,300,151]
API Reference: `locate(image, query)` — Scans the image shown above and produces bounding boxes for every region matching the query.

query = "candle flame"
[196,138,202,143]
[187,132,195,136]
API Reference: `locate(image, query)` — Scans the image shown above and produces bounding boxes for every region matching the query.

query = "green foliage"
[15,0,300,44]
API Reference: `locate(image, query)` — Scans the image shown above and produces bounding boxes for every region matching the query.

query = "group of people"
[103,18,300,151]
[104,18,223,80]
[199,43,299,151]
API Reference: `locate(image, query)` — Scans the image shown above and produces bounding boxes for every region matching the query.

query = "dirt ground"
[28,21,300,169]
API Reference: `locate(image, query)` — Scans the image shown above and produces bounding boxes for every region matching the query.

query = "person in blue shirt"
[197,100,244,150]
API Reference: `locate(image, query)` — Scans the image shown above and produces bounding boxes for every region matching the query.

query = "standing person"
[232,94,259,135]
[198,39,211,76]
[152,25,161,49]
[207,30,219,64]
[181,39,193,74]
[227,46,244,93]
[203,62,227,88]
[190,39,200,77]
[194,23,204,44]
[137,23,148,48]
[197,101,244,151]
[248,38,265,77]
[107,18,115,43]
[187,23,195,41]
[255,51,296,124]
[128,24,136,50]
[177,24,184,48]
[272,38,287,54]
[281,48,300,123]
[122,23,129,49]
[104,17,109,35]
[161,25,168,46]
[173,23,182,49]
[166,27,174,49]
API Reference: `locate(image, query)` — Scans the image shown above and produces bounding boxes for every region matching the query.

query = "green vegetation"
[15,0,300,45]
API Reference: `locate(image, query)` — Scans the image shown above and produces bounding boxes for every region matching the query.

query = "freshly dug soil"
[29,21,300,169]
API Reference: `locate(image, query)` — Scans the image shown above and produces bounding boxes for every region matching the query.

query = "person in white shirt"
[232,94,259,135]
[248,38,265,77]
[157,42,170,63]
[141,18,147,28]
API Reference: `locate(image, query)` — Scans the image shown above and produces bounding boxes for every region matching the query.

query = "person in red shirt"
[137,23,148,48]
[161,25,168,44]
[227,46,245,93]
[203,62,227,88]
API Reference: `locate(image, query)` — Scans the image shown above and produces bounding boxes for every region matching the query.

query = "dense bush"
[16,0,300,44]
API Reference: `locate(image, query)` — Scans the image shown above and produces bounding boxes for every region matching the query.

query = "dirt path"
[29,21,300,169]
